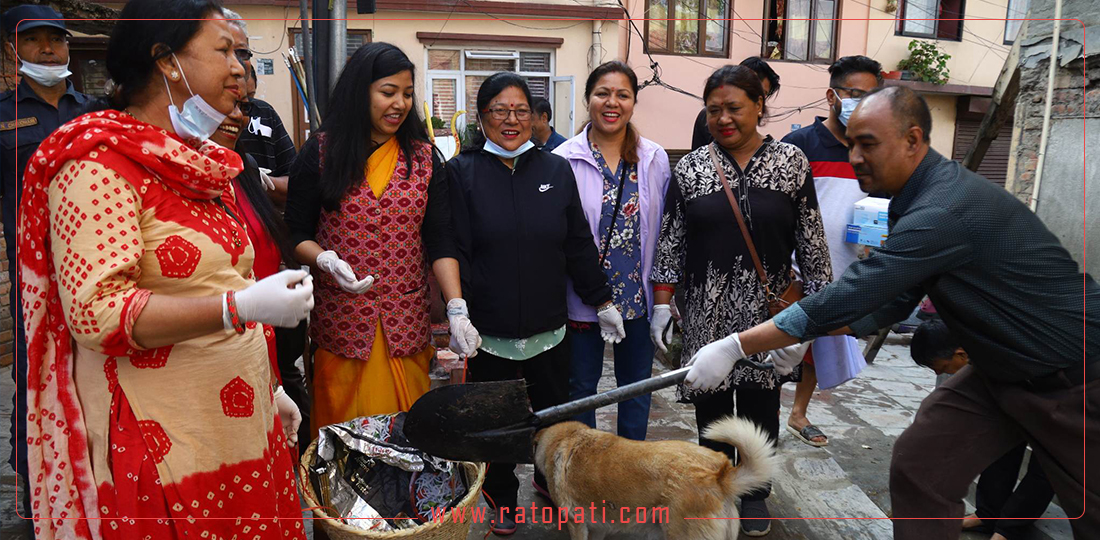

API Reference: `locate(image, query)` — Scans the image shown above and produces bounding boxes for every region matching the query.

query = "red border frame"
[9,13,1089,529]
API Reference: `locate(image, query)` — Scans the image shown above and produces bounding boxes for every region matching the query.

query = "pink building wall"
[620,0,872,150]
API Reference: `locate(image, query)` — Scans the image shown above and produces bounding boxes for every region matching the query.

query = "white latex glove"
[315,250,374,294]
[685,333,746,392]
[257,167,276,191]
[766,341,811,376]
[446,298,482,357]
[229,269,314,328]
[274,386,301,447]
[649,304,674,353]
[597,303,626,344]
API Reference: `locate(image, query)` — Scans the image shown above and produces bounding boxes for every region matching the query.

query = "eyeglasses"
[237,99,255,116]
[482,107,532,121]
[830,86,870,99]
[234,48,253,65]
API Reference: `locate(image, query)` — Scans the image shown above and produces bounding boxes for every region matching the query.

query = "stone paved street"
[2,335,1073,539]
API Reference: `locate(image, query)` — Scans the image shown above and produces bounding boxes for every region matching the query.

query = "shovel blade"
[403,379,540,463]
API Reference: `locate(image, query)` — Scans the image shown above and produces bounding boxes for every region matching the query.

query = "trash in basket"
[308,412,468,532]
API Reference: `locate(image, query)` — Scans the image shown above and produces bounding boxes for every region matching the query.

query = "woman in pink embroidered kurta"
[18,3,313,538]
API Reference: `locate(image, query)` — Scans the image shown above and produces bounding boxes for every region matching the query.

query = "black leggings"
[275,321,310,456]
[693,385,780,501]
[466,336,571,510]
[975,443,1055,539]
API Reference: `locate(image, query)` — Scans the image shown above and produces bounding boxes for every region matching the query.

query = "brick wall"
[1009,55,1100,205]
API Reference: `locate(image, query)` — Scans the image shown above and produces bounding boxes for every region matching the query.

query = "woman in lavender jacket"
[554,61,671,441]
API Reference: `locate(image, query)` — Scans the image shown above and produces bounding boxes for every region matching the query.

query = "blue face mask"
[833,89,861,127]
[484,138,535,160]
[163,53,227,143]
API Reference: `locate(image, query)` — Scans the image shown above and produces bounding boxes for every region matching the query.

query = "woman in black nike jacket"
[447,72,624,535]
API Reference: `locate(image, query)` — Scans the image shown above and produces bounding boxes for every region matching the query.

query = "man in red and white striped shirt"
[780,55,885,447]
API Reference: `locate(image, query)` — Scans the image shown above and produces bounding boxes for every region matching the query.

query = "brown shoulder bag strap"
[707,143,775,301]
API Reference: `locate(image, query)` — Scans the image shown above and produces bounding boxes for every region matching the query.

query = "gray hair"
[222,8,247,34]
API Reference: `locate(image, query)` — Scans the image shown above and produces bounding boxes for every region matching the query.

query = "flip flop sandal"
[787,423,829,447]
[532,478,556,506]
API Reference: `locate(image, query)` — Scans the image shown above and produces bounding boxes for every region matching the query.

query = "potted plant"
[897,40,951,85]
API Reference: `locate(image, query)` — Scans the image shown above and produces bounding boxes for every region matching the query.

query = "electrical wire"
[617,0,705,101]
[251,5,297,55]
[618,3,850,109]
[731,7,767,42]
[458,0,588,31]
[619,0,1010,101]
[848,0,1012,53]
[426,0,461,46]
[958,42,995,83]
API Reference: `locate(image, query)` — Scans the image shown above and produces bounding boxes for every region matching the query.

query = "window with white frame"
[426,48,554,129]
[1004,0,1029,44]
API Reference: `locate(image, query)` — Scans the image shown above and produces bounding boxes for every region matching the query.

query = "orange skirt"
[310,321,433,438]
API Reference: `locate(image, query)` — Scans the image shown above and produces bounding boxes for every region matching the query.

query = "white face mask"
[10,44,71,87]
[484,138,535,160]
[832,89,861,127]
[163,53,227,142]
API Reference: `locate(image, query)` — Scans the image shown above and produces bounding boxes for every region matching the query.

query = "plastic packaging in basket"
[298,413,486,539]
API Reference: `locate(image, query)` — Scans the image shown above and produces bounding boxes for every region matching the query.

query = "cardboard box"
[853,197,890,226]
[845,223,889,247]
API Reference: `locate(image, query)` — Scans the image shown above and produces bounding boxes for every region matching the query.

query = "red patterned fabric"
[17,111,302,540]
[94,390,304,540]
[311,138,434,359]
[232,178,280,280]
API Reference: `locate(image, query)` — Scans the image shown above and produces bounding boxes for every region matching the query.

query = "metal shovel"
[402,366,692,464]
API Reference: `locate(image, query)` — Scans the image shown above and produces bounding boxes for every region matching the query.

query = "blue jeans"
[568,317,653,441]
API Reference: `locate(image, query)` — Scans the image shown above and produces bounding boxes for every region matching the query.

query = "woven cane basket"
[297,439,486,540]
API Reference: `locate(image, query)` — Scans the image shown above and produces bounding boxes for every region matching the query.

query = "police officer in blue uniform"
[1,5,88,532]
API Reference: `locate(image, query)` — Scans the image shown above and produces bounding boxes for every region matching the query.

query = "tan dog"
[533,416,776,540]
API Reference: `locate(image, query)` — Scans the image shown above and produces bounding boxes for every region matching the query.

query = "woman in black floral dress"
[651,65,832,536]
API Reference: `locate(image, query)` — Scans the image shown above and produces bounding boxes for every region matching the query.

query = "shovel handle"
[534,367,691,425]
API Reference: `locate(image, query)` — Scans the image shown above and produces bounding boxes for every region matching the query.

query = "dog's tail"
[702,416,777,499]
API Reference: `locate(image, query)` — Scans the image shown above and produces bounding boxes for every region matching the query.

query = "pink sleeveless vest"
[311,138,434,359]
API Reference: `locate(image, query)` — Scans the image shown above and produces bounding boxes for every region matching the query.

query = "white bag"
[811,335,866,389]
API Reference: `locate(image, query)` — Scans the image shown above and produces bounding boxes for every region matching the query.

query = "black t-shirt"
[236,98,297,176]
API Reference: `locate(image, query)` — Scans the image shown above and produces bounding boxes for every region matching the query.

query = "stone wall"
[1008,56,1100,205]
[1005,0,1100,276]
[1007,50,1100,277]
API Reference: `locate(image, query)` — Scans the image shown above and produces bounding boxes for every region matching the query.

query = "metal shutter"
[952,119,1013,187]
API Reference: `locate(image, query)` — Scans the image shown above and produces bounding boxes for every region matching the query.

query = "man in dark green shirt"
[683,86,1098,539]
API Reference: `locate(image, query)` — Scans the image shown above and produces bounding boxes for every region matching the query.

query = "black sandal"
[787,423,829,447]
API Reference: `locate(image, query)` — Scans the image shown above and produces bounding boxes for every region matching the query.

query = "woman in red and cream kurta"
[285,43,480,434]
[17,6,312,540]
